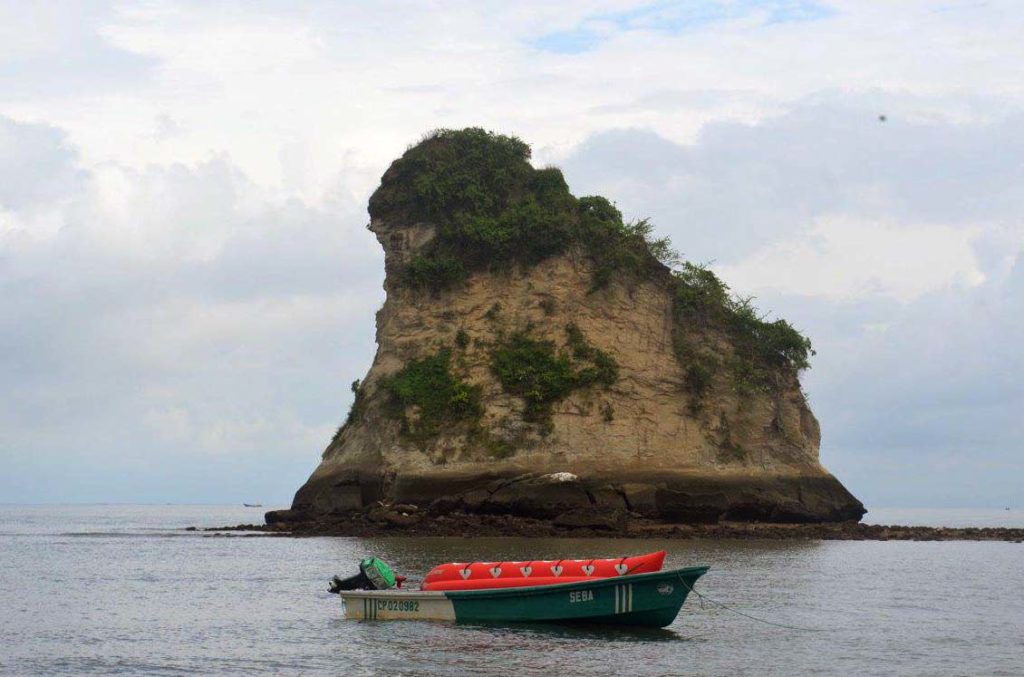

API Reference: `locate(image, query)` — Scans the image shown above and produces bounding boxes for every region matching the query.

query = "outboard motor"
[328,557,404,593]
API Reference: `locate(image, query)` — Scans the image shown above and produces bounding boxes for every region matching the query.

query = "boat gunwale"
[338,590,448,599]
[444,566,708,599]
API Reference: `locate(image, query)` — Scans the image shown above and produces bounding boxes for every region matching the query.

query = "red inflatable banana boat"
[420,551,666,591]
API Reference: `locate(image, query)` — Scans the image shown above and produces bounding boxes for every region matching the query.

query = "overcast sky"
[1,1,1021,508]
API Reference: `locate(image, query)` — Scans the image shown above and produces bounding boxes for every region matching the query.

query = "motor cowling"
[328,557,404,593]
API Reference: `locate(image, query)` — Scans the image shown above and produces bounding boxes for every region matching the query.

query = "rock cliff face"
[271,129,864,526]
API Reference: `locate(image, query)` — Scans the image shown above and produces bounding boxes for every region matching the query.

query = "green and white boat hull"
[340,566,708,628]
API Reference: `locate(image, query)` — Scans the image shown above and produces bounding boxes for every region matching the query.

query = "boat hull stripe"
[613,583,633,614]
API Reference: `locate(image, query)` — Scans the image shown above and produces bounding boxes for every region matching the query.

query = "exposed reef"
[237,510,1024,542]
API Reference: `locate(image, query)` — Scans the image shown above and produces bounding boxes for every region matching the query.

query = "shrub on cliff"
[673,261,731,325]
[577,196,679,290]
[673,262,814,393]
[370,128,676,292]
[381,348,481,442]
[370,128,532,221]
[329,379,367,446]
[490,325,618,426]
[370,128,574,288]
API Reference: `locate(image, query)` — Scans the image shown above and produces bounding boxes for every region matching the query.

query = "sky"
[1,0,1022,508]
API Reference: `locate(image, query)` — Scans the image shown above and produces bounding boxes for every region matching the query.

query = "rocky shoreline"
[203,509,1024,542]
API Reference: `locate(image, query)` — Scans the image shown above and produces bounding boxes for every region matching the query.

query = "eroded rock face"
[272,131,864,526]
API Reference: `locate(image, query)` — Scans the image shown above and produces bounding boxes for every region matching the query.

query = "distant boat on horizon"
[243,503,263,508]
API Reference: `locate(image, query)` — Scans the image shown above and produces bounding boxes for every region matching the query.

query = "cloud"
[0,114,383,502]
[717,214,985,302]
[560,105,1024,268]
[0,2,154,99]
[801,252,1024,506]
[0,117,82,212]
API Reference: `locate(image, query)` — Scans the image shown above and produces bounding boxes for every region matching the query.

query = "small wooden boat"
[339,566,708,627]
[242,503,262,507]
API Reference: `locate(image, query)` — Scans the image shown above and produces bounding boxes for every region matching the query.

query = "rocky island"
[267,128,866,534]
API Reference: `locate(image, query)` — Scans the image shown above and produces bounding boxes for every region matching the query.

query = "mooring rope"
[677,574,823,632]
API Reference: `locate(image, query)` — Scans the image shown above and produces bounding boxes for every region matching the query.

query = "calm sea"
[1,505,1022,676]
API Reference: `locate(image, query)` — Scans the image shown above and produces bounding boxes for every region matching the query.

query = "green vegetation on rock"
[370,128,677,292]
[674,339,718,414]
[672,262,814,396]
[490,325,618,426]
[577,197,678,290]
[564,322,619,385]
[381,348,481,443]
[674,261,812,372]
[370,129,571,289]
[330,379,367,446]
[405,253,465,290]
[484,302,502,321]
[717,439,748,464]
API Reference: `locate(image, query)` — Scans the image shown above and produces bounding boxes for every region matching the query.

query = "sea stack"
[269,128,864,527]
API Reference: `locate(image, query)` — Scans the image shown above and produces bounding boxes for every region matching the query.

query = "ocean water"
[863,506,1024,528]
[1,505,1022,676]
